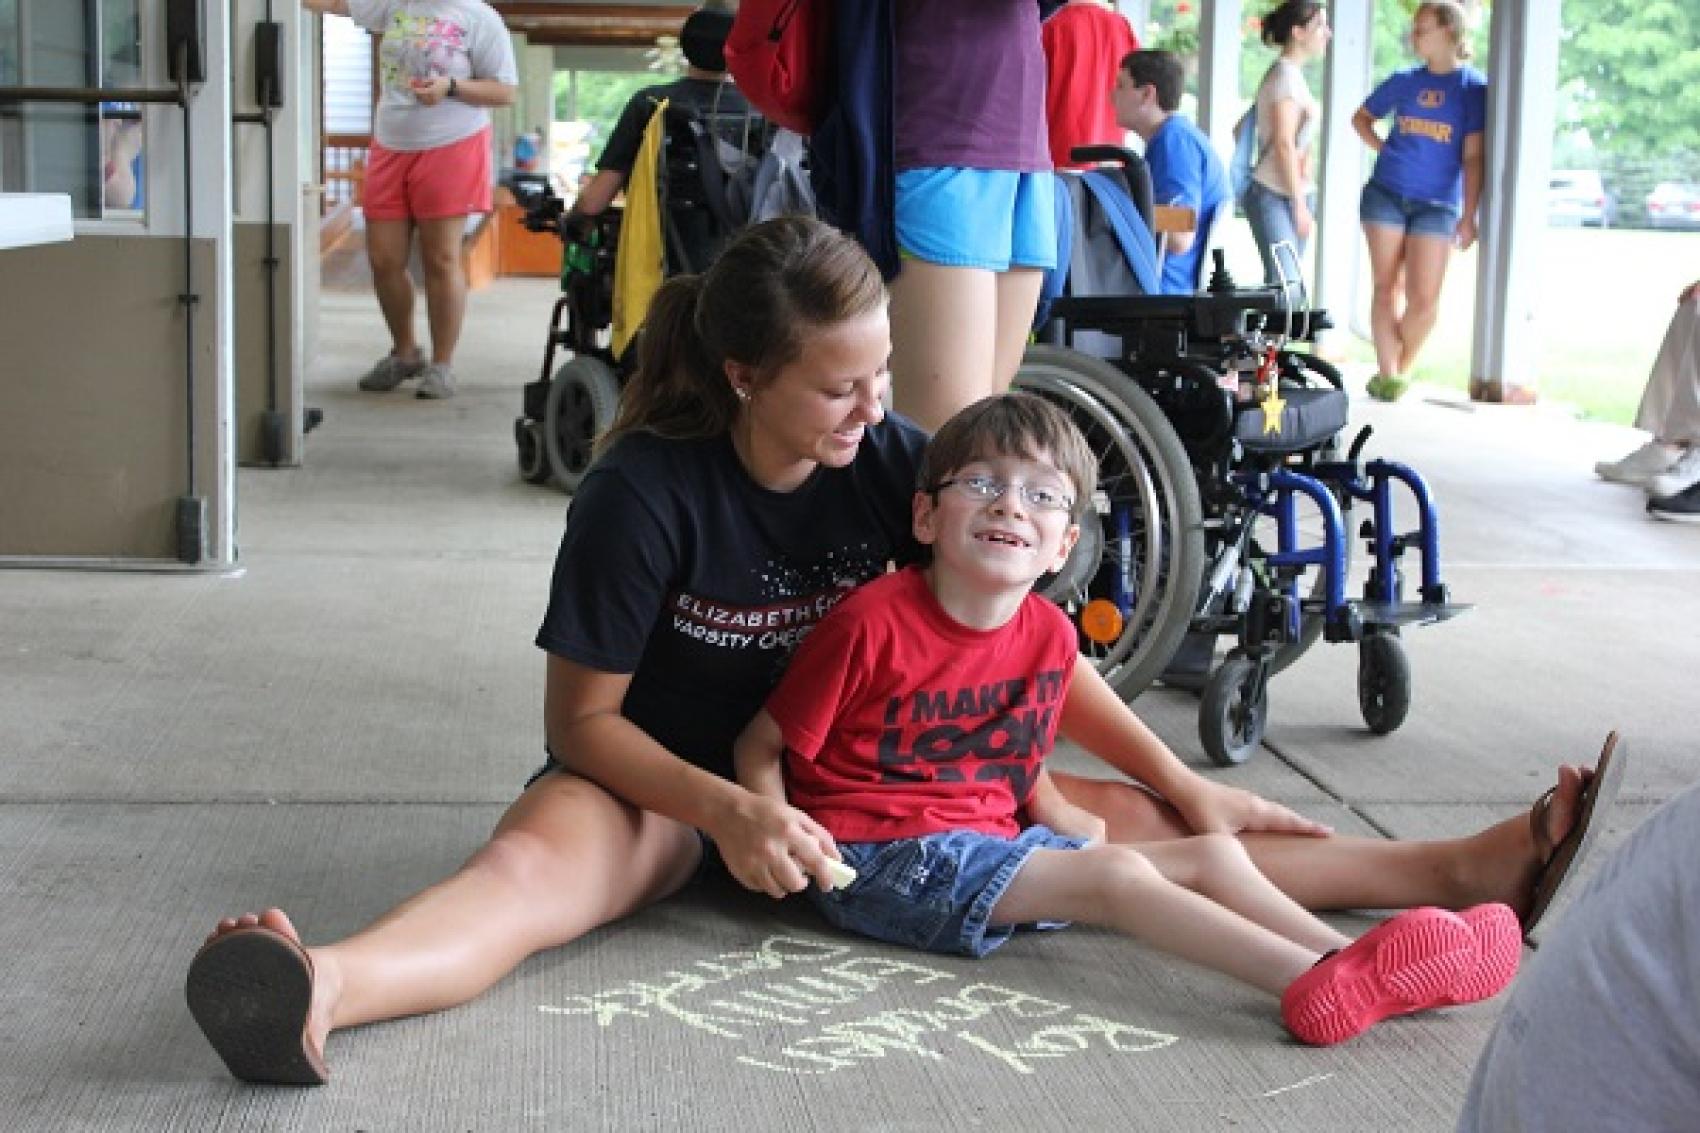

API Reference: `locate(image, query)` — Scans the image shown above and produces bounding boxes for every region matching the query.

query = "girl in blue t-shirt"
[1352,1,1487,401]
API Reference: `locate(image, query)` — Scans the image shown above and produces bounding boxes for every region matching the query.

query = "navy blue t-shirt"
[1145,113,1232,294]
[597,77,750,176]
[535,415,928,780]
[1362,65,1487,207]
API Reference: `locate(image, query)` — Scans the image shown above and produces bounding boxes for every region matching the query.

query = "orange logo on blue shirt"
[1418,88,1445,109]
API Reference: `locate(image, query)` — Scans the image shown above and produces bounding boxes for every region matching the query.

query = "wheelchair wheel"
[1357,631,1411,735]
[515,418,554,486]
[544,355,621,493]
[1015,346,1205,700]
[1200,652,1268,767]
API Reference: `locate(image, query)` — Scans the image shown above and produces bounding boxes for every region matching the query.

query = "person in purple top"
[887,0,1058,433]
[1352,1,1487,401]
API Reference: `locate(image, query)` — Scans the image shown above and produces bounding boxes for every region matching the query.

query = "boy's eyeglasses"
[933,474,1075,514]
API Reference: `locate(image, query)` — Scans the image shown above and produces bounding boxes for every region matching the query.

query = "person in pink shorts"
[305,0,518,399]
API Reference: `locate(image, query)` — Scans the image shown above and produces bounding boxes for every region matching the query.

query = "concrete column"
[1470,0,1558,403]
[1313,0,1374,348]
[1196,0,1243,149]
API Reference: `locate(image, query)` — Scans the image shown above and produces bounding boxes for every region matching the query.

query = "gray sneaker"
[358,353,424,392]
[415,362,455,400]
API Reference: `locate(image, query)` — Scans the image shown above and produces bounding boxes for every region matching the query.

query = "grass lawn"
[1215,223,1700,425]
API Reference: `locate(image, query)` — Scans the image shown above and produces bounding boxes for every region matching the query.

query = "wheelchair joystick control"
[1207,248,1236,294]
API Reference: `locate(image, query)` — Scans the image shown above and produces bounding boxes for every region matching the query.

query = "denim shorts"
[1359,179,1461,239]
[808,825,1087,958]
[895,167,1057,272]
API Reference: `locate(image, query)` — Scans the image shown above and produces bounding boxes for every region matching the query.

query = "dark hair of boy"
[1119,49,1185,114]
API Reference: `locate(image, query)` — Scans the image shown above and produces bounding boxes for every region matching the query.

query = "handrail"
[0,85,184,107]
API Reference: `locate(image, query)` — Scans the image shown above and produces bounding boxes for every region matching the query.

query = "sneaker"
[1439,903,1523,1006]
[415,362,455,400]
[1280,906,1475,1046]
[1646,446,1700,498]
[1648,477,1700,524]
[357,353,424,392]
[1594,440,1680,484]
[1365,374,1409,402]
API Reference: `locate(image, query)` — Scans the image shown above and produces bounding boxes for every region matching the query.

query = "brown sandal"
[185,926,329,1085]
[1522,731,1626,943]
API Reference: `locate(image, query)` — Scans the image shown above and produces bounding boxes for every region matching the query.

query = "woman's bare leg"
[992,268,1045,391]
[1394,234,1453,375]
[365,218,420,361]
[1363,223,1408,378]
[889,260,998,433]
[1051,764,1588,914]
[201,770,701,1062]
[416,215,469,367]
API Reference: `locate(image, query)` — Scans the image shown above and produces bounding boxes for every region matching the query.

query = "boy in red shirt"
[735,393,1520,1045]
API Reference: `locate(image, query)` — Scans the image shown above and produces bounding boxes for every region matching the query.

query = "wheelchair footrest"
[1357,600,1473,629]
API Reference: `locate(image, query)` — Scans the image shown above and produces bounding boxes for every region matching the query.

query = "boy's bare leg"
[991,844,1319,997]
[1131,835,1351,955]
[1052,763,1588,914]
[197,771,702,1060]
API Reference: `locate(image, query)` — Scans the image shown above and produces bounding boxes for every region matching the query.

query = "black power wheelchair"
[1015,148,1469,765]
[509,101,794,490]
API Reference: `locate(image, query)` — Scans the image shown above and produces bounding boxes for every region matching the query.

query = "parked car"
[1547,170,1617,227]
[1645,182,1700,231]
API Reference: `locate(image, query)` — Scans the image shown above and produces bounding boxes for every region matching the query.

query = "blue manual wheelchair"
[1015,149,1469,765]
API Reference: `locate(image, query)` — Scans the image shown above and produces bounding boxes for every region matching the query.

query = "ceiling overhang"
[490,3,699,48]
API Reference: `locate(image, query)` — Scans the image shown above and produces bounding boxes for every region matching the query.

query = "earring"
[735,387,751,402]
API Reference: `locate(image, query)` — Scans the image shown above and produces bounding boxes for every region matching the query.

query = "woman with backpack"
[1352,1,1487,401]
[1243,1,1331,288]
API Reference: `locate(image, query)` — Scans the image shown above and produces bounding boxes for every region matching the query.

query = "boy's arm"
[733,709,789,804]
[1059,657,1331,837]
[1025,766,1107,845]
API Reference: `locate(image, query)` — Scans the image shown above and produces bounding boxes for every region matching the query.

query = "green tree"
[1559,0,1700,161]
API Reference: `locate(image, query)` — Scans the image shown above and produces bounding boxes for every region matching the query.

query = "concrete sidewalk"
[0,276,1694,1132]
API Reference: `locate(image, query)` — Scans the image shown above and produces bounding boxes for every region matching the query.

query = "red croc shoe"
[1282,906,1476,1046]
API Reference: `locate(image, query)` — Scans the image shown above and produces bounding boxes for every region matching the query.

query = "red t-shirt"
[765,566,1078,842]
[1042,3,1139,171]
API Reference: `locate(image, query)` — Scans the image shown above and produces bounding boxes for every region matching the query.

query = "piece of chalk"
[823,859,857,889]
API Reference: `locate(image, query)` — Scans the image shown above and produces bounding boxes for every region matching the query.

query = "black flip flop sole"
[185,929,328,1085]
[1524,731,1627,943]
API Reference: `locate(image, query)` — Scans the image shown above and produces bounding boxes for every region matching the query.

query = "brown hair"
[1260,1,1324,48]
[1120,49,1185,114]
[920,393,1098,522]
[598,216,888,454]
[1416,1,1473,61]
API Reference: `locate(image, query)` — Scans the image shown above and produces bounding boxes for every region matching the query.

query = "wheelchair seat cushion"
[1234,386,1349,454]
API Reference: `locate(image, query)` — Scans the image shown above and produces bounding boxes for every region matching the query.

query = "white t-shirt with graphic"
[348,0,518,151]
[1252,59,1318,198]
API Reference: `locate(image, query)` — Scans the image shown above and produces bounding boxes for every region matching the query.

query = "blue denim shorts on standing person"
[1359,178,1461,239]
[1242,179,1315,286]
[895,167,1058,272]
[809,825,1087,958]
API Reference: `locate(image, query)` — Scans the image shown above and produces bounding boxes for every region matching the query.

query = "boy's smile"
[914,454,1082,629]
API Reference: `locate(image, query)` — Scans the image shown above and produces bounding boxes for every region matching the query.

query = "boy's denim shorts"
[895,166,1058,272]
[809,825,1087,958]
[1359,178,1461,239]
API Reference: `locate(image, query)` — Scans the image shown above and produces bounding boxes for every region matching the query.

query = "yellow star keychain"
[1260,388,1286,435]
